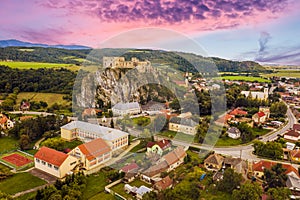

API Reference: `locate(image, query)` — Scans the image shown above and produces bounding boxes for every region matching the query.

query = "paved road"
[9,111,55,116]
[156,105,297,163]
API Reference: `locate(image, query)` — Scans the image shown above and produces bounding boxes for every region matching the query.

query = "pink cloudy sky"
[1,0,300,64]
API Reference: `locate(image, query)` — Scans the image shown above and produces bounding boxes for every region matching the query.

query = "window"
[48,163,52,168]
[42,161,46,165]
[36,158,40,163]
[54,166,59,170]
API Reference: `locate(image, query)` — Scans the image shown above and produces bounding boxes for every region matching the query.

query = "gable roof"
[252,160,299,177]
[163,146,187,166]
[61,121,128,141]
[34,146,68,167]
[293,124,300,131]
[291,150,300,158]
[154,176,173,190]
[285,130,300,137]
[169,117,198,127]
[77,138,111,161]
[204,154,224,166]
[257,111,265,118]
[143,160,169,177]
[112,102,140,111]
[121,163,139,173]
[147,139,171,150]
[229,108,248,116]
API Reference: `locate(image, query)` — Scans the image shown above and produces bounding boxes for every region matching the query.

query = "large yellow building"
[168,117,197,135]
[69,138,111,170]
[61,121,128,152]
[34,146,78,178]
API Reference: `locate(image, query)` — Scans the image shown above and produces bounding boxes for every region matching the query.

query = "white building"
[112,102,141,116]
[61,121,128,152]
[241,88,269,100]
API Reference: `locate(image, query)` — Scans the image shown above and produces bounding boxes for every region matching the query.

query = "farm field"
[215,75,271,83]
[0,172,46,195]
[0,61,79,71]
[262,70,300,78]
[16,92,70,107]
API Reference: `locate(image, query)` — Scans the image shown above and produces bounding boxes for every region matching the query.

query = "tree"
[264,163,287,189]
[232,182,262,200]
[270,102,287,118]
[110,119,114,128]
[238,122,254,143]
[169,98,180,111]
[267,187,291,200]
[253,141,283,159]
[217,168,242,193]
[19,134,30,150]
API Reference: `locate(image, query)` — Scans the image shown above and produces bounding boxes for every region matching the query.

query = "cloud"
[259,32,271,53]
[41,0,290,25]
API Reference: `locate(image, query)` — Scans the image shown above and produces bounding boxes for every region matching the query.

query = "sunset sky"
[1,0,300,65]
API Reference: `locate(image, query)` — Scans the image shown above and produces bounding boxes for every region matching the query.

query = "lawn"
[253,128,271,136]
[83,171,110,199]
[16,92,70,107]
[0,172,46,195]
[215,75,271,83]
[0,61,79,71]
[132,116,151,127]
[15,191,37,200]
[0,137,18,154]
[215,137,242,146]
[159,130,195,143]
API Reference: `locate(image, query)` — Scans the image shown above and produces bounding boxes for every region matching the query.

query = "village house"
[34,146,78,178]
[146,139,171,156]
[214,114,234,127]
[290,150,300,162]
[112,102,141,116]
[69,138,111,171]
[82,108,102,118]
[259,106,270,118]
[229,108,248,116]
[20,101,30,111]
[168,117,198,135]
[136,185,152,199]
[153,176,173,191]
[286,174,300,193]
[252,160,299,179]
[284,130,300,141]
[120,163,139,174]
[223,157,247,174]
[0,114,14,129]
[252,111,267,124]
[204,153,224,171]
[227,127,241,139]
[60,121,128,152]
[141,101,166,115]
[293,124,300,132]
[161,146,187,172]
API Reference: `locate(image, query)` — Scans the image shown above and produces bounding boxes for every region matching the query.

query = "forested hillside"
[0,47,267,73]
[0,66,76,94]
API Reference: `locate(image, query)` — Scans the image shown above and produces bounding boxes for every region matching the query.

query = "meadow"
[262,70,300,78]
[0,61,79,71]
[216,75,271,83]
[16,92,70,107]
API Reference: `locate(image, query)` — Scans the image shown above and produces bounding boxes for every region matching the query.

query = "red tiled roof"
[34,146,68,167]
[121,163,139,173]
[257,111,265,118]
[291,150,300,158]
[154,176,173,190]
[78,138,110,161]
[293,124,300,131]
[163,146,186,166]
[0,115,8,124]
[215,114,234,124]
[147,139,171,150]
[252,160,299,177]
[229,108,248,116]
[285,130,300,137]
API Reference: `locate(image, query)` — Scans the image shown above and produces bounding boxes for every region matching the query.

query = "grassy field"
[0,137,18,154]
[216,75,271,83]
[262,70,300,78]
[159,130,195,143]
[0,61,79,71]
[0,172,46,195]
[83,172,110,199]
[16,92,70,107]
[215,137,242,146]
[16,191,37,200]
